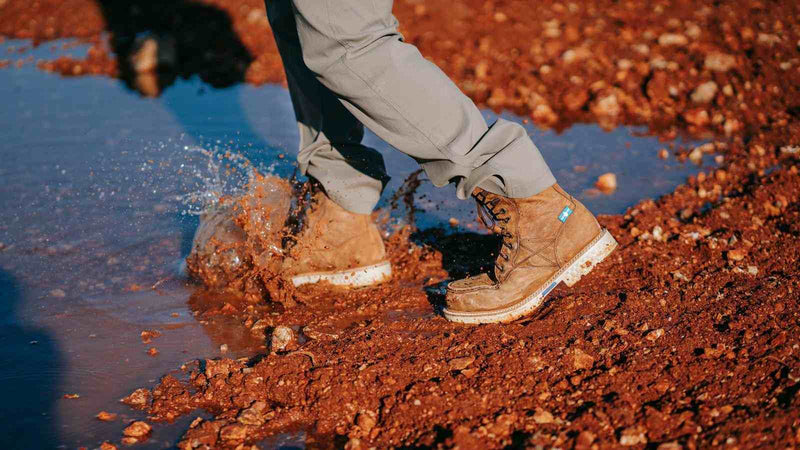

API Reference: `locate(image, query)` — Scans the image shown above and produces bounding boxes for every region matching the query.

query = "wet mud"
[134,150,800,449]
[2,0,800,448]
[186,175,295,306]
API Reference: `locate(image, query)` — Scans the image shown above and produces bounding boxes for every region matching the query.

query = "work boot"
[444,184,617,323]
[281,190,392,288]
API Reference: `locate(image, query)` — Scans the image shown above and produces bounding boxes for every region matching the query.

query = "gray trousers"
[266,0,556,214]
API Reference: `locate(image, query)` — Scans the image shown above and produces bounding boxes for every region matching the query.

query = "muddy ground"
[2,0,800,448]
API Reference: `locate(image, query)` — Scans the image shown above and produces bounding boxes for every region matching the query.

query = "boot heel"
[562,229,618,287]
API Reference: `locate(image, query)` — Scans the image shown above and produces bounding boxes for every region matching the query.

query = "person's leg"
[287,0,556,202]
[266,0,389,215]
[272,0,617,310]
[266,1,392,288]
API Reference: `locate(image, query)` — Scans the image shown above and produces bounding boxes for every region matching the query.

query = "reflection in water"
[95,0,253,95]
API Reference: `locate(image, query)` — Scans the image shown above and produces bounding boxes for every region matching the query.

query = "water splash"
[176,146,268,215]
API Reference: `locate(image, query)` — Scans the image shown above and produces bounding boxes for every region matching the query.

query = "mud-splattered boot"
[443,184,618,323]
[282,191,392,288]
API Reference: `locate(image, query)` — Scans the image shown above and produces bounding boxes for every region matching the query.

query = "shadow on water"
[0,269,62,447]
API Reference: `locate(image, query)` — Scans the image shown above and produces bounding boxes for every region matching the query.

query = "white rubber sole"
[443,229,618,324]
[290,261,392,288]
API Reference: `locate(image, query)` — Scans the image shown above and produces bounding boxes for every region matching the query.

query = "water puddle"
[0,38,716,448]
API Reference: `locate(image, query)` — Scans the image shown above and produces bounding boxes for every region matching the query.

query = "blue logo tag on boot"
[558,206,573,223]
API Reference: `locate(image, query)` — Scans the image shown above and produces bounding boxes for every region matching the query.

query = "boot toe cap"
[446,274,499,312]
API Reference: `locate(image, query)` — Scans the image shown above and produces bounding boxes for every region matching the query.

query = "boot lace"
[474,191,515,275]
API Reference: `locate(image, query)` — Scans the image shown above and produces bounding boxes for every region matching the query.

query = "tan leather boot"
[444,184,617,323]
[282,191,392,287]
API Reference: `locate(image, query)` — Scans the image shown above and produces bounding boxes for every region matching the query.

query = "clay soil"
[4,0,800,448]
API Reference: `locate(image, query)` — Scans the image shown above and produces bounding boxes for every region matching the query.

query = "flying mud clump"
[185,174,298,306]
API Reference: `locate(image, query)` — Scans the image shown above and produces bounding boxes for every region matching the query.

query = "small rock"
[344,438,363,450]
[219,423,248,441]
[595,173,617,194]
[658,148,669,160]
[50,289,66,298]
[672,271,689,282]
[652,226,664,241]
[747,265,759,275]
[532,103,559,126]
[593,94,621,117]
[204,359,234,378]
[356,410,377,433]
[722,84,734,96]
[780,145,799,154]
[658,33,688,46]
[448,356,476,371]
[704,52,737,72]
[238,402,268,426]
[123,421,151,438]
[63,393,80,399]
[727,249,746,262]
[270,326,295,352]
[685,22,701,39]
[147,347,159,356]
[657,442,682,450]
[691,81,718,104]
[140,330,161,344]
[619,427,647,445]
[448,217,460,227]
[724,118,740,136]
[646,328,664,341]
[100,442,117,450]
[632,43,649,55]
[684,108,710,126]
[120,437,138,446]
[121,388,151,409]
[688,147,703,164]
[219,344,229,353]
[572,348,594,370]
[475,61,489,79]
[757,33,781,46]
[96,411,118,422]
[461,368,478,377]
[533,409,554,424]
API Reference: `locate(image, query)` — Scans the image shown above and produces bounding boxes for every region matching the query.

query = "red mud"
[3,0,800,448]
